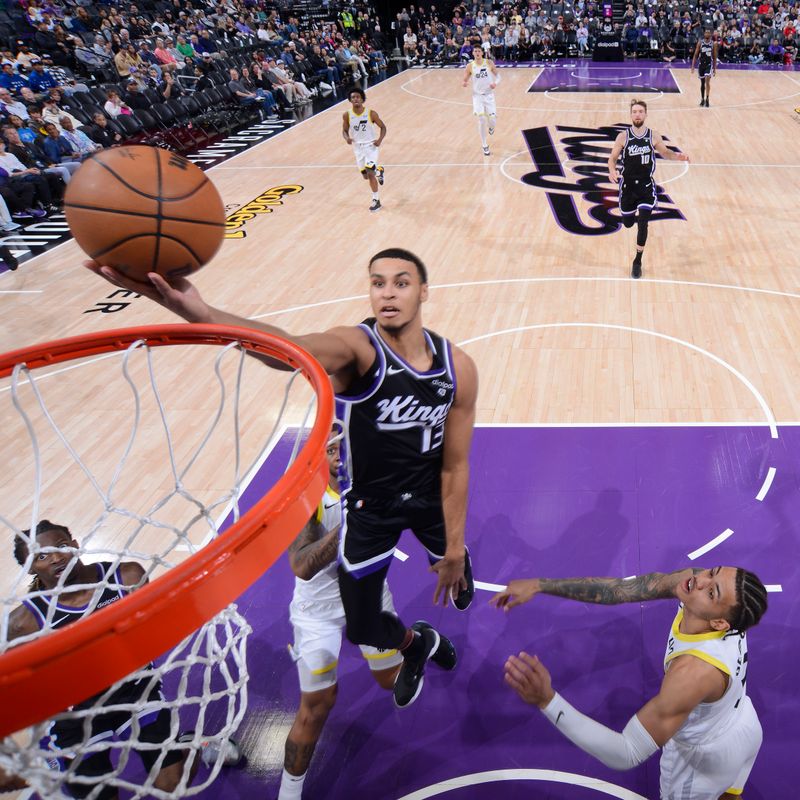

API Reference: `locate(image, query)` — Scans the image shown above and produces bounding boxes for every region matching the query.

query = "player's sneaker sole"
[412,621,457,670]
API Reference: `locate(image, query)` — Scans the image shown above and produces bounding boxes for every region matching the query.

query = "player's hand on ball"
[491,578,541,611]
[83,260,210,322]
[504,652,555,709]
[431,552,466,607]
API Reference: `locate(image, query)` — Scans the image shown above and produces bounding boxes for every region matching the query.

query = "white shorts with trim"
[659,695,762,799]
[289,582,403,693]
[353,142,380,172]
[472,92,496,117]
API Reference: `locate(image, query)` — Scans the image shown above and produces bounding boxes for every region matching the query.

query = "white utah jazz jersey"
[663,606,750,746]
[348,107,376,145]
[470,60,494,95]
[291,486,341,614]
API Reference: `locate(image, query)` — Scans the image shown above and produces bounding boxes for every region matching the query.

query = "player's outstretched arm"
[432,346,478,607]
[83,260,370,378]
[691,40,700,70]
[491,568,696,611]
[503,651,717,770]
[607,132,625,183]
[287,514,339,581]
[653,132,689,162]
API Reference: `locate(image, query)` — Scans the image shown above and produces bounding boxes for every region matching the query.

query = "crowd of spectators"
[0,0,394,227]
[388,0,797,64]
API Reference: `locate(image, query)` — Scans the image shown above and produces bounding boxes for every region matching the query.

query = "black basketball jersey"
[22,562,155,714]
[699,38,714,62]
[335,319,457,498]
[620,127,655,185]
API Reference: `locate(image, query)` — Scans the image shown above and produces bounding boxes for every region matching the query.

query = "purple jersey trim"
[374,326,449,378]
[335,323,386,404]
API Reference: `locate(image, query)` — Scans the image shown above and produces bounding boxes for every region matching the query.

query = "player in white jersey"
[462,45,498,156]
[342,87,387,213]
[492,566,768,800]
[278,430,404,800]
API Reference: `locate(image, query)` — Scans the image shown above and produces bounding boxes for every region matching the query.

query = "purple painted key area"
[529,62,681,93]
[178,425,795,799]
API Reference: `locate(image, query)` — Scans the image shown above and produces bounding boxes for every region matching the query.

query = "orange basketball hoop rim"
[0,324,333,739]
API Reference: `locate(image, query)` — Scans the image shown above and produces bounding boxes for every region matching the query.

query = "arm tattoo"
[287,516,339,580]
[538,569,696,605]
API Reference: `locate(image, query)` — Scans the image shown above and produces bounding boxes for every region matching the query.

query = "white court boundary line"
[688,528,734,560]
[457,322,778,439]
[8,274,796,433]
[756,467,777,502]
[395,768,649,800]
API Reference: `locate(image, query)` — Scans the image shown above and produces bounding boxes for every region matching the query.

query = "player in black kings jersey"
[608,99,690,279]
[85,248,479,712]
[4,521,199,799]
[691,30,718,107]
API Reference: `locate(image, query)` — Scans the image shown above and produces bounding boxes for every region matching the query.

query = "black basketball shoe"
[454,547,475,611]
[393,625,440,708]
[412,621,457,670]
[631,252,642,279]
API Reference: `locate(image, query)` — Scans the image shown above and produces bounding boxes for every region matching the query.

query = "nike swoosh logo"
[555,711,564,725]
[386,366,404,375]
[49,615,73,627]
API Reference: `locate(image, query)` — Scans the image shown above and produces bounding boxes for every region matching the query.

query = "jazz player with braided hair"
[608,99,690,279]
[493,566,768,799]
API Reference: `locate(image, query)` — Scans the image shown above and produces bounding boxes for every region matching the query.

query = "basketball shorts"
[472,92,496,117]
[659,696,762,799]
[45,685,183,799]
[619,178,657,215]
[698,59,713,78]
[289,582,403,692]
[339,491,447,578]
[353,142,380,173]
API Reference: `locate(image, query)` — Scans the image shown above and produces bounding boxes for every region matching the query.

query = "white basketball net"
[0,336,319,798]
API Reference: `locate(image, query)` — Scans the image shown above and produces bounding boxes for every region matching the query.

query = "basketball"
[64,146,225,282]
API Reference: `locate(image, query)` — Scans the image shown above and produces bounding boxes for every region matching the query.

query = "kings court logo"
[520,124,686,236]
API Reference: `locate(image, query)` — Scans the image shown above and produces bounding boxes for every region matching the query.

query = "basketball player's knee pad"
[622,214,636,229]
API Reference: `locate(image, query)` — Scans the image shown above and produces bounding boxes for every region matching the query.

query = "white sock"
[478,116,488,147]
[279,768,306,800]
[372,192,379,200]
